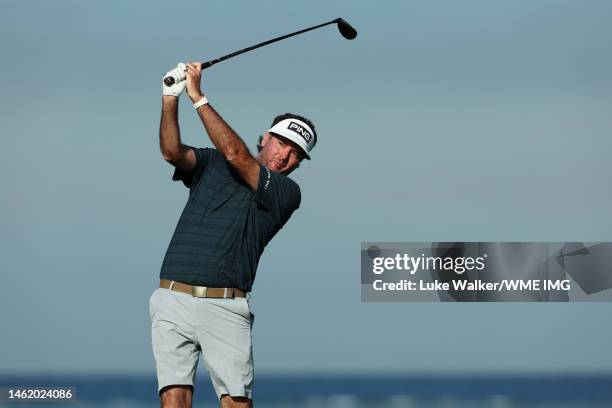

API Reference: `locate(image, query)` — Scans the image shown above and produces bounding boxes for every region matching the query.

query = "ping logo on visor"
[288,121,313,143]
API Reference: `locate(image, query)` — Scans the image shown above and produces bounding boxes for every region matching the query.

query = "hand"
[185,62,204,102]
[162,63,187,97]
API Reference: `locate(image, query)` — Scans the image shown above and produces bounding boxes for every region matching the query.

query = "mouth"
[271,160,285,169]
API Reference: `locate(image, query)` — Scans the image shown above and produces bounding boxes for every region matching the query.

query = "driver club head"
[336,18,357,40]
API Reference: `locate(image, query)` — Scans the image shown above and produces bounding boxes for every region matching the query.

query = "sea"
[1,374,611,407]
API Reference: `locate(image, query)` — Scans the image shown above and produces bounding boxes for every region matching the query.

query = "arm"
[159,63,196,172]
[159,96,197,172]
[184,62,260,191]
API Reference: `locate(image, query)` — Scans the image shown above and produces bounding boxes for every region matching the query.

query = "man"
[149,62,317,408]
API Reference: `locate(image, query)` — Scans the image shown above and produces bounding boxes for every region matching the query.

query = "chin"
[267,162,296,175]
[268,162,284,173]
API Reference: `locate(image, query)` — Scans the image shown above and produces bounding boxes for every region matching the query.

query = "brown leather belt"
[160,279,246,298]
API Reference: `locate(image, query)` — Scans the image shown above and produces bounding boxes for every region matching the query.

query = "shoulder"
[207,147,222,157]
[264,166,300,191]
[198,147,224,168]
[270,168,301,206]
[285,176,301,202]
[202,147,221,159]
[171,147,221,188]
[180,146,219,164]
[255,165,302,212]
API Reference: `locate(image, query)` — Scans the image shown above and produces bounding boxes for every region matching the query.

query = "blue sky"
[2,0,612,374]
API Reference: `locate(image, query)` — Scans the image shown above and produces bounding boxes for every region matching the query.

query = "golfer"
[149,62,316,408]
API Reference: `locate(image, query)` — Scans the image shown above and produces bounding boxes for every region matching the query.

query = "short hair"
[257,113,317,154]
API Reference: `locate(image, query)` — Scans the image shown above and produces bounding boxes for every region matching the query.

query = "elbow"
[223,140,250,164]
[161,147,179,164]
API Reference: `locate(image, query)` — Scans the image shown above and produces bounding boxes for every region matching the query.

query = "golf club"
[163,17,357,86]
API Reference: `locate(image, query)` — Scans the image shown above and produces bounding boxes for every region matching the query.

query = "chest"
[191,158,253,215]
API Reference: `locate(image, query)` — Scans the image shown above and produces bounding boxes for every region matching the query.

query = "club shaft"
[201,19,339,69]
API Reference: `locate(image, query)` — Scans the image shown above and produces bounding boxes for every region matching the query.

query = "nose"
[279,146,291,161]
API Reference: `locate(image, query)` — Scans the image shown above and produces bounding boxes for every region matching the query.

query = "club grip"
[163,61,215,87]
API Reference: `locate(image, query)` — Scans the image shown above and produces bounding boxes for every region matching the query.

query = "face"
[257,133,304,174]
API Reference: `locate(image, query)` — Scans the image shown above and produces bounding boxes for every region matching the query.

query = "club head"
[336,18,357,40]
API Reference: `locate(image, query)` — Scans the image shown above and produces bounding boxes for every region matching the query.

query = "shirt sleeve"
[171,147,212,189]
[253,164,301,225]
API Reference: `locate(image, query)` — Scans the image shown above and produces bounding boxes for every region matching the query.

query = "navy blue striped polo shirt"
[159,147,301,292]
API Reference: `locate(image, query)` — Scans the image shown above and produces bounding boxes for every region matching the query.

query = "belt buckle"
[192,286,208,297]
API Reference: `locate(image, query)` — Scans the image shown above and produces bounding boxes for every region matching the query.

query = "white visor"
[267,118,316,159]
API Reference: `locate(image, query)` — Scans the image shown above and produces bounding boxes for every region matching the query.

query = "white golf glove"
[162,63,187,97]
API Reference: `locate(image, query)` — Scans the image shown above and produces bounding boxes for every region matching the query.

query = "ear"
[260,132,273,147]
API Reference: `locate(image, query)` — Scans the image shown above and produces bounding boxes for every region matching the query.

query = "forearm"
[194,103,251,163]
[183,62,259,189]
[159,96,182,160]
